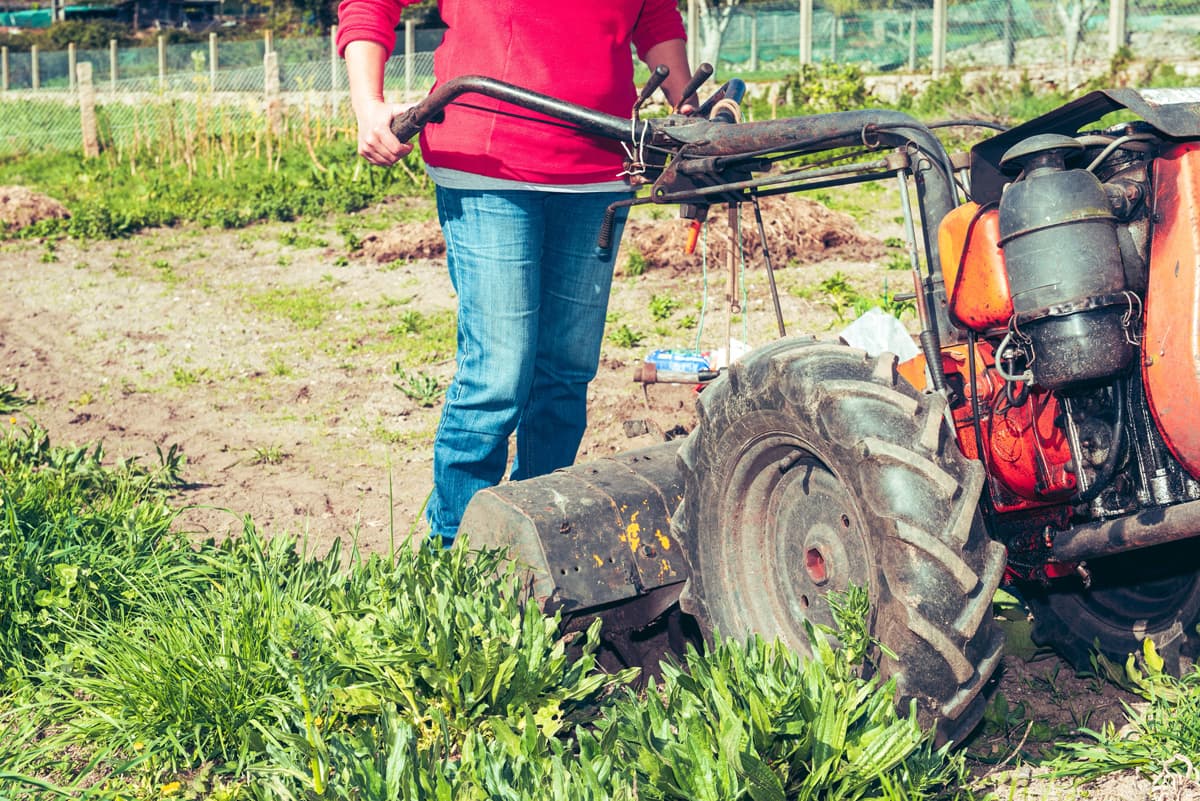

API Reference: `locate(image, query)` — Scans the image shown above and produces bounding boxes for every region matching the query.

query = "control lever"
[697,77,746,120]
[595,197,642,256]
[674,63,714,112]
[634,65,670,113]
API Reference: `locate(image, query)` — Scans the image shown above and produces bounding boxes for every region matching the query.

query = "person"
[336,3,694,545]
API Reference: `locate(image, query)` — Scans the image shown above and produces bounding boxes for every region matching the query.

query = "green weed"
[171,366,208,387]
[244,287,339,330]
[279,229,330,250]
[649,293,681,321]
[1054,639,1200,781]
[392,365,444,407]
[607,324,644,349]
[624,250,648,277]
[0,423,987,799]
[248,445,287,466]
[0,382,32,414]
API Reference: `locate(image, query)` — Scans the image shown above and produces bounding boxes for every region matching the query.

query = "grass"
[0,101,430,240]
[243,286,340,331]
[790,271,915,325]
[0,421,983,800]
[0,382,33,414]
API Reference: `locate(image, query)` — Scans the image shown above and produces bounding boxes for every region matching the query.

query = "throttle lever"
[634,65,670,113]
[674,63,714,112]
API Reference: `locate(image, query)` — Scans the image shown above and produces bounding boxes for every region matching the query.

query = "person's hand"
[355,100,414,166]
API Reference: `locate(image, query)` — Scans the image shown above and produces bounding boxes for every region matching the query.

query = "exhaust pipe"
[1052,499,1200,563]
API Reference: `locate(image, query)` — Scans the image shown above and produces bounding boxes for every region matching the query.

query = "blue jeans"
[426,186,631,542]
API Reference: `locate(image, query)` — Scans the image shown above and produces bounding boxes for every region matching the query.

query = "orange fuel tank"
[937,202,1013,333]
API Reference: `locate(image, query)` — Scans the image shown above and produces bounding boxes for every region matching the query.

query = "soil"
[0,186,69,232]
[0,192,1191,798]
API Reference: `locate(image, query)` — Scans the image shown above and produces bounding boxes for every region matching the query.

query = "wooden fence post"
[908,9,918,71]
[68,42,76,91]
[1108,0,1128,57]
[799,0,813,65]
[1,46,7,92]
[264,50,282,134]
[748,10,758,72]
[687,0,698,69]
[404,19,414,97]
[329,23,339,110]
[157,34,166,91]
[78,62,100,157]
[109,38,117,91]
[264,28,273,54]
[932,0,947,77]
[31,44,39,90]
[209,31,218,88]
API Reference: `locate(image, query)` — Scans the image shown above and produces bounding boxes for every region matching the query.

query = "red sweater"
[337,1,685,184]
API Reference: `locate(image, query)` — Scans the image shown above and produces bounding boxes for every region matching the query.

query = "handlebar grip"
[596,206,617,253]
[636,65,670,110]
[389,110,424,143]
[676,63,714,110]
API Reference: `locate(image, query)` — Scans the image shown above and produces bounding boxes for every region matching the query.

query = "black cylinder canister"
[997,134,1133,390]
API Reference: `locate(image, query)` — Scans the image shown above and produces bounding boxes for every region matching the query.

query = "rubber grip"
[677,63,714,109]
[389,111,422,143]
[596,207,617,251]
[636,65,670,108]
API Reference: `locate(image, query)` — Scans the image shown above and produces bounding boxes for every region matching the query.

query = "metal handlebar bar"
[388,75,637,144]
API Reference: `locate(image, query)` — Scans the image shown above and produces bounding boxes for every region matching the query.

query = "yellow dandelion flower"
[160,781,182,797]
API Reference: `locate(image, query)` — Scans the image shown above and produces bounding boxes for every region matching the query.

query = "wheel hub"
[716,432,873,649]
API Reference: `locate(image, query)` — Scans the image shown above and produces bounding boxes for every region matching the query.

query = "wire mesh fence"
[4,0,1200,155]
[712,0,1200,72]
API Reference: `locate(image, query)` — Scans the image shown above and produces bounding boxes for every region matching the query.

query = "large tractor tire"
[1028,539,1200,674]
[673,339,1006,744]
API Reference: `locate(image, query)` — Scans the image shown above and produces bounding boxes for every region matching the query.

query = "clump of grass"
[0,382,33,414]
[791,271,914,323]
[597,587,968,801]
[392,365,444,407]
[244,287,339,330]
[0,423,187,673]
[249,444,287,465]
[607,323,644,348]
[624,250,648,277]
[1052,639,1200,781]
[649,293,681,321]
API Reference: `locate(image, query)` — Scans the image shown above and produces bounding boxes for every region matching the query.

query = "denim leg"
[427,187,544,540]
[511,191,630,481]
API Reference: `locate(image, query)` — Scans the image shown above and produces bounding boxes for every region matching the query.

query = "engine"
[930,120,1200,580]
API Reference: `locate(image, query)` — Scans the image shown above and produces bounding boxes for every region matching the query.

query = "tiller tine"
[459,441,691,662]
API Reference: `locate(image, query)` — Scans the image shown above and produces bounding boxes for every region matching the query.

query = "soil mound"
[622,194,885,275]
[0,186,70,233]
[359,220,445,263]
[354,195,882,275]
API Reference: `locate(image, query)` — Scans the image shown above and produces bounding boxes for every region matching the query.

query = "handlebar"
[388,75,636,144]
[387,72,964,389]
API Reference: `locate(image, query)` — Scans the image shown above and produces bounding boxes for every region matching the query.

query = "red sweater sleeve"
[632,0,687,62]
[336,0,410,57]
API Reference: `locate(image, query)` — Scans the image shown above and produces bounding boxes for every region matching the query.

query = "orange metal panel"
[899,342,1074,512]
[1144,142,1200,479]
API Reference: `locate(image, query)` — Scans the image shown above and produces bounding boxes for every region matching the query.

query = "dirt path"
[0,197,1191,798]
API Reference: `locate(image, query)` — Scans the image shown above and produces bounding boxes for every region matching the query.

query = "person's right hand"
[355,100,414,167]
